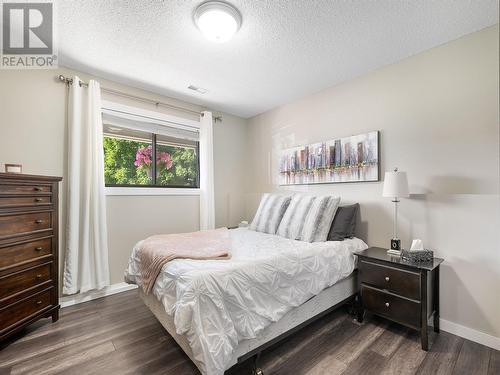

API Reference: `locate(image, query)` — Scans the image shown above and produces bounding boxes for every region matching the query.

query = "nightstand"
[354,247,444,350]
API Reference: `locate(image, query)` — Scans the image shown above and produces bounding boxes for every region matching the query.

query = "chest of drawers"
[0,173,62,343]
[355,247,443,350]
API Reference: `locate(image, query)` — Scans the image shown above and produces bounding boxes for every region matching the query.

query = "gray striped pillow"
[250,193,292,234]
[277,194,316,240]
[299,195,341,242]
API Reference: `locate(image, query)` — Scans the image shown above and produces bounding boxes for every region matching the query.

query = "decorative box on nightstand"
[354,247,444,350]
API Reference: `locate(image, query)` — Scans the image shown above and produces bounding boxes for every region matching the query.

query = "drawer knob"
[35,198,43,202]
[385,302,390,308]
[35,219,44,224]
[34,187,43,192]
[36,300,42,305]
[385,276,390,282]
[35,247,43,251]
[36,274,42,280]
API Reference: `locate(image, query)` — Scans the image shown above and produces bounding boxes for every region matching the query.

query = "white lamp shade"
[382,170,409,198]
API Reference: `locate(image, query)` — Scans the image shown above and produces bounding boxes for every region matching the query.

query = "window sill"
[105,187,200,196]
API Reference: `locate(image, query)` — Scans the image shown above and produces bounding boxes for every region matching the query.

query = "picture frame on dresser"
[0,173,62,344]
[4,164,23,174]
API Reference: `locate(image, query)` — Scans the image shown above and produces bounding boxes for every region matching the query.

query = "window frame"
[101,101,201,196]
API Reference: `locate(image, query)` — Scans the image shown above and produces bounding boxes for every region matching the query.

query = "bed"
[125,227,368,375]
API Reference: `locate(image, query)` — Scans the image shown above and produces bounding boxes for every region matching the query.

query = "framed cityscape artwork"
[279,131,379,185]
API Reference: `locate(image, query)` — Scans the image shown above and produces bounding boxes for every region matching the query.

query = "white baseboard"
[440,318,500,351]
[60,282,138,308]
[60,284,500,351]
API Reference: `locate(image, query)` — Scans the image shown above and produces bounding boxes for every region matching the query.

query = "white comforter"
[125,228,367,375]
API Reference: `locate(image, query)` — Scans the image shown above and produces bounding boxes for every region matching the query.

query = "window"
[102,115,200,189]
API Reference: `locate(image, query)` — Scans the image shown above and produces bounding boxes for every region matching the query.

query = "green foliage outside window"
[103,136,198,187]
[156,144,198,186]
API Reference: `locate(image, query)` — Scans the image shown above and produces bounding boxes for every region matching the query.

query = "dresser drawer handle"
[385,302,390,308]
[36,300,42,305]
[35,247,43,251]
[385,276,390,282]
[34,198,44,202]
[36,274,43,280]
[34,187,43,192]
[35,219,44,224]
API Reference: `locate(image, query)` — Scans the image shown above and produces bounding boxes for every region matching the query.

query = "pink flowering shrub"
[134,145,173,171]
[157,150,174,170]
[134,145,153,167]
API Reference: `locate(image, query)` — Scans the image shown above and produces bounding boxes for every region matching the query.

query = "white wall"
[0,66,248,286]
[246,26,500,340]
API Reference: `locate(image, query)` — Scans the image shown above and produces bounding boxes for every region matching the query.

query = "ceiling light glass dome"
[194,1,242,43]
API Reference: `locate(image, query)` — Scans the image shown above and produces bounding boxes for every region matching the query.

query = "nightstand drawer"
[361,285,420,328]
[359,260,420,300]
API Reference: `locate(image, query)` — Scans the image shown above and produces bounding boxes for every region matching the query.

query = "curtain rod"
[57,74,222,122]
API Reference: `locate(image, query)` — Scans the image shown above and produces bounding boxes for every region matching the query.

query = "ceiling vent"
[188,85,208,94]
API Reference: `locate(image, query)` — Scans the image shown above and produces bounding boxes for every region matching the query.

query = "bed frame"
[138,270,359,375]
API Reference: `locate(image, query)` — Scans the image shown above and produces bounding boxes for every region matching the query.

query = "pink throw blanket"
[137,227,231,294]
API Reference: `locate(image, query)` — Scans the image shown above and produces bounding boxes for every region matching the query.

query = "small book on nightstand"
[386,249,401,256]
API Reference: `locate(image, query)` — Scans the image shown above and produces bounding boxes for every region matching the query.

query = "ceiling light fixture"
[194,1,242,43]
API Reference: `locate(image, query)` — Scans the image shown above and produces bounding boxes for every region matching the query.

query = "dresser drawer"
[0,195,52,208]
[0,263,51,301]
[361,285,421,328]
[0,238,52,269]
[359,260,420,300]
[0,183,51,195]
[0,211,52,238]
[0,288,52,332]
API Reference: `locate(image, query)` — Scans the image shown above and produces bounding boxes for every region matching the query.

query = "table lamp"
[383,168,409,253]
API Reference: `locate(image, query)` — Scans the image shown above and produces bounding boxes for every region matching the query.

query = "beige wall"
[0,66,248,286]
[246,26,500,338]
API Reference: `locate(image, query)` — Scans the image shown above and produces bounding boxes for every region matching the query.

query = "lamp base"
[390,238,401,251]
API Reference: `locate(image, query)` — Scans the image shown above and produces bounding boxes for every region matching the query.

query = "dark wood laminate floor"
[0,290,498,375]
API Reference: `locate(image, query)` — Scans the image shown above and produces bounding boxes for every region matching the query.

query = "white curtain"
[199,111,215,230]
[63,76,110,295]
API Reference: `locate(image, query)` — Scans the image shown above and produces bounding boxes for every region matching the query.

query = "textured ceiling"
[57,0,498,118]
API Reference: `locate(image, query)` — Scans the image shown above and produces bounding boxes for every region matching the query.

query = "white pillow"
[277,194,316,240]
[299,195,341,242]
[250,193,292,234]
